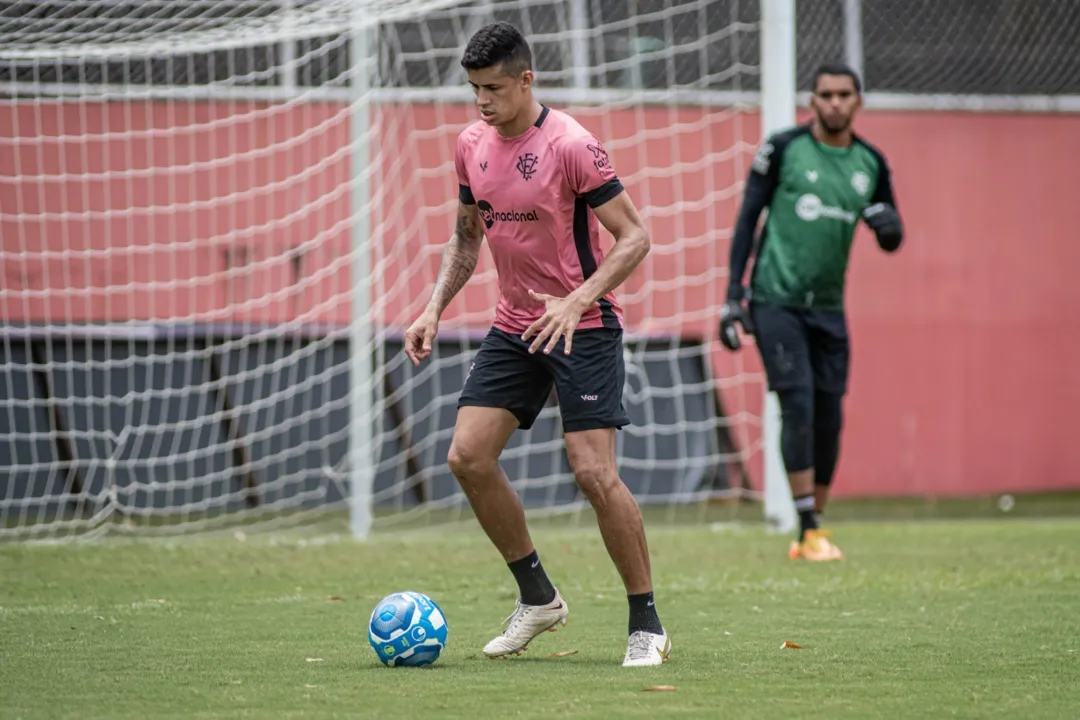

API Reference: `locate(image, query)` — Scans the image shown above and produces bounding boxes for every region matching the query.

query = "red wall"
[2,100,1078,497]
[841,111,1080,496]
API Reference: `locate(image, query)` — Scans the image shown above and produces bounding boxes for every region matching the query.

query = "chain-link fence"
[385,0,1080,95]
[2,0,1079,97]
[799,0,1080,94]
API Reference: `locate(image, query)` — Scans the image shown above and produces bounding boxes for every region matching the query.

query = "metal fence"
[1,0,1078,97]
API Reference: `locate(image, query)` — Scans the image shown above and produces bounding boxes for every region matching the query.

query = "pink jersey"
[454,107,625,334]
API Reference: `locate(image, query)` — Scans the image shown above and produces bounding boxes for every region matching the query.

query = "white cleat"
[622,630,671,667]
[482,589,569,658]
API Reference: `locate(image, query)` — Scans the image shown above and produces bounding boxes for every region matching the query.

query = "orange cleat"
[788,528,844,561]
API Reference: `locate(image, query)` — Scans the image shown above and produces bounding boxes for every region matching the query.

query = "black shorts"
[457,327,631,432]
[749,300,850,395]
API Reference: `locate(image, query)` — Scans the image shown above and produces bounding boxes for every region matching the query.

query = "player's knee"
[777,387,814,473]
[446,441,497,483]
[570,458,620,505]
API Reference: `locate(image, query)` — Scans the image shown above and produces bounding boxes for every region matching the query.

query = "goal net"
[13,0,1075,542]
[0,0,771,541]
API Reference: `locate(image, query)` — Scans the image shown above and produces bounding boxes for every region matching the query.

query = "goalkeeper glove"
[719,297,754,352]
[862,203,903,251]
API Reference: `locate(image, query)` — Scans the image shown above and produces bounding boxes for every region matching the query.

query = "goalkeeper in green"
[719,64,903,561]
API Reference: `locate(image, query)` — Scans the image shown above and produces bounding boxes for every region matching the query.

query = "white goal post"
[758,0,797,535]
[348,4,376,542]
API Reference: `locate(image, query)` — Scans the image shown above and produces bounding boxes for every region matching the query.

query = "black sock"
[795,494,818,541]
[507,550,556,606]
[628,591,664,635]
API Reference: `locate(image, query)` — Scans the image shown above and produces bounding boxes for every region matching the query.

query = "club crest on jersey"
[476,200,539,229]
[516,153,539,181]
[851,170,870,196]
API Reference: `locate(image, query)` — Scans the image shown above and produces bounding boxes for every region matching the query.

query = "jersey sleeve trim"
[750,123,810,177]
[726,125,809,300]
[581,178,623,208]
[858,139,897,210]
[458,184,475,205]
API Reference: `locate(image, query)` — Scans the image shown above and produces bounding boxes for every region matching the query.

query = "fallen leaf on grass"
[643,686,678,692]
[325,596,344,603]
[304,684,319,689]
[780,641,802,649]
[306,658,324,663]
[549,650,578,658]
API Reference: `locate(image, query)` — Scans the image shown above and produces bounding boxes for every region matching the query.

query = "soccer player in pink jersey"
[404,22,670,667]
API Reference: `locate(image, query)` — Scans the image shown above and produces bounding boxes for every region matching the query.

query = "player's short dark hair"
[813,63,862,94]
[460,21,532,76]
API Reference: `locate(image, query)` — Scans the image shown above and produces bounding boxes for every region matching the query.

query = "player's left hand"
[862,202,902,238]
[522,289,588,355]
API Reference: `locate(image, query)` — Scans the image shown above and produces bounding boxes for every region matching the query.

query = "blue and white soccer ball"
[368,591,448,667]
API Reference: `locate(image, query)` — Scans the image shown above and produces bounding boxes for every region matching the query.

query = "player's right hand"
[718,299,753,352]
[404,309,440,367]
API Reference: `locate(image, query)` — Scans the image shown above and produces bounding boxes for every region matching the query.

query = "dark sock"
[795,494,818,541]
[627,591,664,635]
[507,550,556,606]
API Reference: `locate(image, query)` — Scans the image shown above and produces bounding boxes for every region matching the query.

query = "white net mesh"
[0,0,764,541]
[0,0,466,50]
[7,0,1078,542]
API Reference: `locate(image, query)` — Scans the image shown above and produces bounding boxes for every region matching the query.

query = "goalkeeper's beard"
[816,111,852,135]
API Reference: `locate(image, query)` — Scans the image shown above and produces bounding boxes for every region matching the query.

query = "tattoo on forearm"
[454,210,481,245]
[431,247,477,311]
[430,211,482,312]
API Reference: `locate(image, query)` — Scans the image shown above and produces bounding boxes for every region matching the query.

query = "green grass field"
[3,514,1080,719]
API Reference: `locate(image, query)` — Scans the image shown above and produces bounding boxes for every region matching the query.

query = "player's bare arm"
[429,202,484,315]
[522,191,650,355]
[404,201,484,366]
